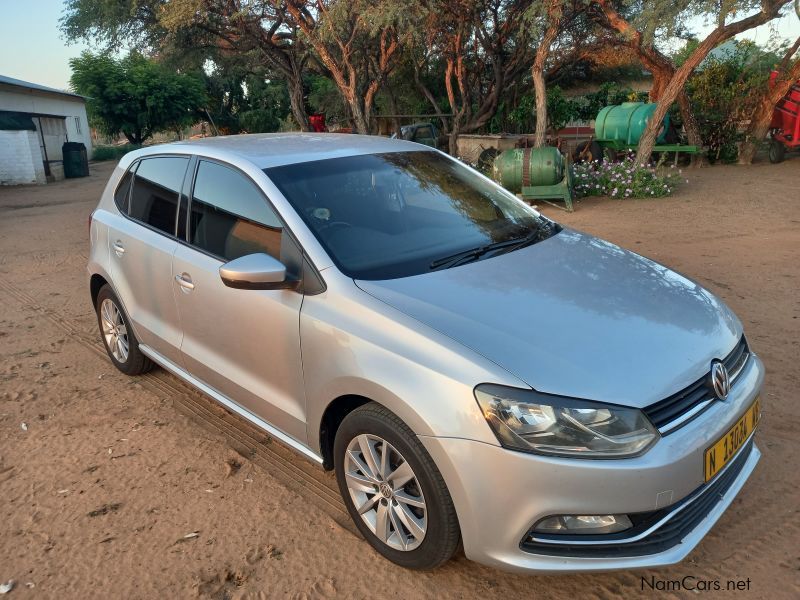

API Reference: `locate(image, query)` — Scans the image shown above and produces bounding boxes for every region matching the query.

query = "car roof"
[123,133,428,170]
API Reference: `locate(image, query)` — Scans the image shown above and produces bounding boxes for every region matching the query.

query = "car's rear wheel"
[96,284,153,375]
[334,403,460,569]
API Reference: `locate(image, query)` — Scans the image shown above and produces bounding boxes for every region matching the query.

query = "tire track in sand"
[0,278,356,536]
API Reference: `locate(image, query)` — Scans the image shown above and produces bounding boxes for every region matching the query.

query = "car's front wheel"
[334,403,460,569]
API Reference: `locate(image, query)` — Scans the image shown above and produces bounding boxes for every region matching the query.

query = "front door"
[107,155,189,365]
[172,159,307,443]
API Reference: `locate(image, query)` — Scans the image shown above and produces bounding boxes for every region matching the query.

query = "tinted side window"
[114,163,136,213]
[129,157,189,235]
[189,160,283,261]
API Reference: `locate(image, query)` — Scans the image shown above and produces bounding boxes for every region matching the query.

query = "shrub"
[679,39,787,163]
[92,144,141,161]
[573,153,685,199]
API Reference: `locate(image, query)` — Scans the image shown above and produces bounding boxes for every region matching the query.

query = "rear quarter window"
[113,163,136,213]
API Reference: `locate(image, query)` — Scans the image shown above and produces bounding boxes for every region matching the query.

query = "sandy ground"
[0,156,799,600]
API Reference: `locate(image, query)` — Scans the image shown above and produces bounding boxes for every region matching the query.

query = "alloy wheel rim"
[344,434,427,551]
[100,298,129,363]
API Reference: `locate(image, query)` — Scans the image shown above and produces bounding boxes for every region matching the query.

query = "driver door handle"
[175,273,195,291]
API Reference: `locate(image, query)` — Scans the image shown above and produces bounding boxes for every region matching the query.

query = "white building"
[0,75,92,185]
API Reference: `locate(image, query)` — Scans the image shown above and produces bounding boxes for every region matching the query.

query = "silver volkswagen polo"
[88,134,762,573]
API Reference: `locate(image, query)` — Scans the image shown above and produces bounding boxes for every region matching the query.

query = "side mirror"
[219,253,298,291]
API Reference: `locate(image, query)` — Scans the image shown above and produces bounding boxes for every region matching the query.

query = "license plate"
[704,397,761,482]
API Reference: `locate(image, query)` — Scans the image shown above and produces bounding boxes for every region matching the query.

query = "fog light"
[533,514,633,535]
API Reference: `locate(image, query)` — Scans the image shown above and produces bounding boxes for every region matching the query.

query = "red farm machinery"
[768,71,800,163]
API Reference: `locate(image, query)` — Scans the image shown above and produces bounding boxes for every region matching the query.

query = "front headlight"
[474,384,659,458]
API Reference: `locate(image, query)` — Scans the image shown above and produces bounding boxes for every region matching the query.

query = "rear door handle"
[175,273,195,291]
[112,241,125,257]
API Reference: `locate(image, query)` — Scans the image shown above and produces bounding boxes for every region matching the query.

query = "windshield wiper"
[429,232,541,270]
[490,228,550,258]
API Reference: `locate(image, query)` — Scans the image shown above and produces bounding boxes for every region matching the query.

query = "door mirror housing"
[219,253,298,290]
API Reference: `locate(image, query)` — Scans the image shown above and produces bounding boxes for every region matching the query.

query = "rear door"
[107,155,189,365]
[172,158,308,443]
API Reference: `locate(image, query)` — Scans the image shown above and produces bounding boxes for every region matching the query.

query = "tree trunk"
[448,124,461,156]
[636,75,691,164]
[124,130,145,145]
[649,67,670,102]
[385,84,401,135]
[350,97,371,134]
[677,90,707,166]
[738,38,800,164]
[531,2,562,148]
[413,61,449,134]
[532,71,548,147]
[287,71,311,132]
[646,63,704,162]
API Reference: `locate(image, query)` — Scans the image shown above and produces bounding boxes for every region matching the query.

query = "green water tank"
[492,146,564,193]
[594,102,669,145]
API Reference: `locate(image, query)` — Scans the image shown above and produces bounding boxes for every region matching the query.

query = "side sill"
[139,344,324,465]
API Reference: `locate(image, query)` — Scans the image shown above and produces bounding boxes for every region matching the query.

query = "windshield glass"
[264,151,559,280]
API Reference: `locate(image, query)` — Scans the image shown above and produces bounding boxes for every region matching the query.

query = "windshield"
[264,151,559,280]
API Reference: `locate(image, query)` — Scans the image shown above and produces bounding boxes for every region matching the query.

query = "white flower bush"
[573,152,684,199]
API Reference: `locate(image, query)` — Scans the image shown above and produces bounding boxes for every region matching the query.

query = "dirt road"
[1,158,798,599]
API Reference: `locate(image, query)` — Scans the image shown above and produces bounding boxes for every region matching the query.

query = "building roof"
[0,74,86,101]
[128,133,427,169]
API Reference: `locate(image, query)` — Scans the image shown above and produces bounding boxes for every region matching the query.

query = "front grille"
[521,440,753,558]
[643,337,749,433]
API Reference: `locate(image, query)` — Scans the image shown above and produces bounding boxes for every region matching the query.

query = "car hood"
[356,229,742,408]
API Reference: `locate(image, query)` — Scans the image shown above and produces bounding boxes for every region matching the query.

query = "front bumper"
[419,354,764,573]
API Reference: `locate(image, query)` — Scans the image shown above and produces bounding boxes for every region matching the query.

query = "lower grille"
[521,440,753,558]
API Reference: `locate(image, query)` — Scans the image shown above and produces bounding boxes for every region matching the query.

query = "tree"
[201,64,293,134]
[283,0,410,133]
[531,1,565,147]
[590,0,705,162]
[624,0,792,164]
[70,51,207,144]
[62,0,315,130]
[423,0,535,154]
[680,40,777,162]
[738,29,800,162]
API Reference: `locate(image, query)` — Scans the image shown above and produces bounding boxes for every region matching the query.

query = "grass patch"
[92,144,141,161]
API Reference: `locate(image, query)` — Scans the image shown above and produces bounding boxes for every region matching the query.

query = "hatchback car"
[88,133,762,573]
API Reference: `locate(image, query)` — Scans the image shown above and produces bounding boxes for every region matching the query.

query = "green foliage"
[572,83,647,121]
[92,144,141,161]
[238,78,292,133]
[573,153,684,199]
[682,39,785,162]
[545,87,575,131]
[70,51,207,144]
[307,75,349,126]
[505,83,647,134]
[202,64,292,134]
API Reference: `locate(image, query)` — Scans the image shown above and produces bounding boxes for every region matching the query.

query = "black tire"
[334,403,460,570]
[95,284,153,376]
[476,147,500,176]
[769,140,785,164]
[574,140,603,163]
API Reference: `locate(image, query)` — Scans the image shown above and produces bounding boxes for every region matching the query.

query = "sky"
[0,0,89,90]
[0,1,798,92]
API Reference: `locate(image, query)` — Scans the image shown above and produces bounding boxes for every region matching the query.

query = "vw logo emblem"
[379,483,393,498]
[710,361,731,400]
